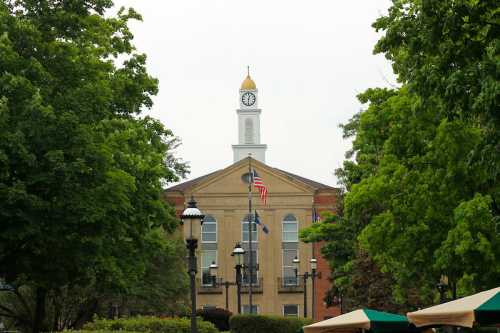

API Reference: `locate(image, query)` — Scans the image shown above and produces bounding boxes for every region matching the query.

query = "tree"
[0,234,189,332]
[358,0,500,300]
[301,0,500,305]
[301,91,426,311]
[0,1,188,332]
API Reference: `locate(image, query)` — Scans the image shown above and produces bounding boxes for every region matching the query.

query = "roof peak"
[166,158,336,193]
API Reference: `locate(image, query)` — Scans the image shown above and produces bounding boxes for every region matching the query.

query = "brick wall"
[313,193,341,321]
[313,241,340,320]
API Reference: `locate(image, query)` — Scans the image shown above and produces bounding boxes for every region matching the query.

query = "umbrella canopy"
[303,309,416,333]
[407,286,500,328]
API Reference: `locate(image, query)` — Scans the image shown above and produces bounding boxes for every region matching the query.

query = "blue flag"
[313,208,321,223]
[254,210,269,234]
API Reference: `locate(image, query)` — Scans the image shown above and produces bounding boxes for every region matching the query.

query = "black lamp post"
[293,256,321,319]
[437,274,449,303]
[209,261,218,287]
[310,258,321,321]
[181,197,205,333]
[232,242,245,314]
[208,244,245,312]
[332,289,344,314]
[293,256,308,318]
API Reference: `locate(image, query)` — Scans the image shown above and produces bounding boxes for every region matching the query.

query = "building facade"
[165,72,340,320]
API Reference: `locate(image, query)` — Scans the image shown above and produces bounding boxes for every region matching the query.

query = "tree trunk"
[32,287,46,333]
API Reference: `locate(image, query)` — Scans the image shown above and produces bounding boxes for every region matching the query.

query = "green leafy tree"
[0,1,188,332]
[302,0,499,307]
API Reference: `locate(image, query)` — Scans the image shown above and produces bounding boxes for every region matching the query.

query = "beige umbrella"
[407,286,500,328]
[303,309,417,333]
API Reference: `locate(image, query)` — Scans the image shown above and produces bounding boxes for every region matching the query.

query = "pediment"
[190,158,315,195]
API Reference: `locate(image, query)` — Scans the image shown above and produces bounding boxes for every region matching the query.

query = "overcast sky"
[111,0,397,187]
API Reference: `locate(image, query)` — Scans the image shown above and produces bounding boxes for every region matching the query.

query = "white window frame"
[282,214,299,242]
[242,304,260,314]
[282,249,299,286]
[242,214,258,243]
[202,304,216,310]
[242,249,259,286]
[201,250,217,286]
[201,215,217,243]
[283,304,299,317]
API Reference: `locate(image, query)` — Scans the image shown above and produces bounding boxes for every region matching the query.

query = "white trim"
[241,217,258,243]
[282,214,299,242]
[242,249,259,285]
[201,215,217,243]
[242,304,260,314]
[200,250,217,286]
[282,249,299,286]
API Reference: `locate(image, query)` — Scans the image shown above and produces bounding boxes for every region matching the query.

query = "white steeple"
[232,67,267,163]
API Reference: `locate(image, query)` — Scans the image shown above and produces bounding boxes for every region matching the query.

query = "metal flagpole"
[247,154,253,313]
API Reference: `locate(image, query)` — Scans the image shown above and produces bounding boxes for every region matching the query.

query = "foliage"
[229,315,311,333]
[82,316,218,333]
[0,0,188,332]
[196,307,232,332]
[301,0,500,310]
[64,331,143,333]
[301,202,417,312]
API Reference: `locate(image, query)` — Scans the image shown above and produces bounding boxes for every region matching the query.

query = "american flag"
[251,169,268,205]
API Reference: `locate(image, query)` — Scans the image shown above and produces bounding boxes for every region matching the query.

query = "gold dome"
[241,74,256,90]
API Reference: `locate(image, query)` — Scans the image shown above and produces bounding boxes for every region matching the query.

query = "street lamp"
[209,261,218,287]
[293,256,309,318]
[437,274,449,303]
[181,197,204,333]
[292,256,321,318]
[310,258,321,321]
[332,289,344,314]
[232,242,245,314]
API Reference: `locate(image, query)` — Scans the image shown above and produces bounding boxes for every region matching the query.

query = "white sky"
[111,0,397,187]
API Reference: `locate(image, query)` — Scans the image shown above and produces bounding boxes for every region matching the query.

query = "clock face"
[242,92,256,107]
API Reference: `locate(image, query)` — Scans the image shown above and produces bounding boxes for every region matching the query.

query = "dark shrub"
[196,307,233,331]
[230,314,312,333]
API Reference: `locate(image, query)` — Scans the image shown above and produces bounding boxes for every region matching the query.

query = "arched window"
[241,214,258,285]
[242,213,258,242]
[244,118,254,144]
[201,250,217,286]
[201,215,217,243]
[282,214,298,242]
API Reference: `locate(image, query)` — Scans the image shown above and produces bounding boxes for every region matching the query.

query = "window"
[201,215,217,243]
[244,118,254,144]
[242,214,258,243]
[282,214,298,242]
[242,249,258,285]
[283,249,299,285]
[242,305,259,314]
[283,304,299,317]
[201,250,217,286]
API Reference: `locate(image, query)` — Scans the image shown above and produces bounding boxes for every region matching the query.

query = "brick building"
[164,72,340,320]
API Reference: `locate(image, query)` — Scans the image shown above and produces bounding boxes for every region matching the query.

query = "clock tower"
[232,68,267,163]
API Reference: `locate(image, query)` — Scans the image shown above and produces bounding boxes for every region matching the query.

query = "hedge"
[196,307,232,331]
[229,314,312,333]
[81,316,218,333]
[65,331,143,333]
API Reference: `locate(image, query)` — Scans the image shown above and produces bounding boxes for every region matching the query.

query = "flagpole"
[247,154,253,313]
[312,204,316,259]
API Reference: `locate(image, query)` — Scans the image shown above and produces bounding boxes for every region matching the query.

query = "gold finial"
[241,66,256,90]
